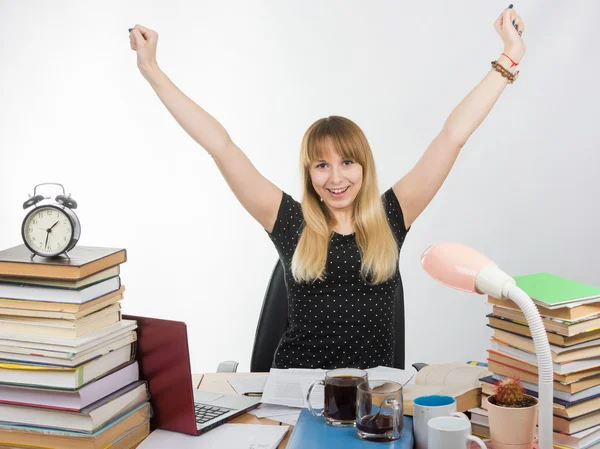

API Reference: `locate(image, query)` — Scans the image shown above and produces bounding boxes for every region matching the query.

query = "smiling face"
[300,116,377,222]
[309,144,363,211]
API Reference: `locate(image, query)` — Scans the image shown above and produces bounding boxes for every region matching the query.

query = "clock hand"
[44,230,49,249]
[49,220,59,231]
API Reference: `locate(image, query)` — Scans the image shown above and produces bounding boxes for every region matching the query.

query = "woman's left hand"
[494,6,526,62]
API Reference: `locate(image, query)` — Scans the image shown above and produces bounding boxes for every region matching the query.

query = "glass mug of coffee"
[356,380,403,442]
[306,368,368,427]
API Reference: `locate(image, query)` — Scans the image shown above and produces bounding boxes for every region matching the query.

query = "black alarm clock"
[21,183,81,258]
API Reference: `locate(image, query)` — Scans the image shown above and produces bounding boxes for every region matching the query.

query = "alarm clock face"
[22,205,74,257]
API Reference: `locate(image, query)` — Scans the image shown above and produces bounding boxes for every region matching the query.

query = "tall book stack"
[469,272,600,449]
[0,244,150,449]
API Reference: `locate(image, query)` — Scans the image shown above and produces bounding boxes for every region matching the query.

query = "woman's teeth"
[327,187,349,194]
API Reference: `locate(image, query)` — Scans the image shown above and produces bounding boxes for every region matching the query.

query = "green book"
[514,273,600,309]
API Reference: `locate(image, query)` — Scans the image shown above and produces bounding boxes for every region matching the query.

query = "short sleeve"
[382,188,410,248]
[266,192,303,258]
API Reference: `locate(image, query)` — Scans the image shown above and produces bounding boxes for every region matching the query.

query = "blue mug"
[413,395,469,449]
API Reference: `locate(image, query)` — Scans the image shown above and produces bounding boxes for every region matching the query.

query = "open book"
[403,363,491,415]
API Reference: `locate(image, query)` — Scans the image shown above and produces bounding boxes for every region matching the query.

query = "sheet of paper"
[366,366,416,385]
[137,424,289,449]
[227,374,268,395]
[277,412,301,426]
[261,368,326,408]
[299,378,325,408]
[262,367,417,409]
[249,403,302,418]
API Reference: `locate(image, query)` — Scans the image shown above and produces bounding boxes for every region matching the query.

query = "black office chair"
[218,260,425,373]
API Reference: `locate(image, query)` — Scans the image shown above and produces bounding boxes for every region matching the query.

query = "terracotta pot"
[486,395,538,449]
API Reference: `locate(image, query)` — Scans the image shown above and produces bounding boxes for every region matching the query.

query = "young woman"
[129,6,525,369]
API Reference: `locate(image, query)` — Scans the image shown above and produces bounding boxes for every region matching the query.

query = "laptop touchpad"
[194,391,225,402]
[194,390,259,409]
[210,394,256,409]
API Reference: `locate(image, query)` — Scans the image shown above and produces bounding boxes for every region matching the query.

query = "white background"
[1,1,598,374]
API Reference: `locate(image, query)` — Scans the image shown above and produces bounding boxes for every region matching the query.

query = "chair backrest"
[249,260,406,372]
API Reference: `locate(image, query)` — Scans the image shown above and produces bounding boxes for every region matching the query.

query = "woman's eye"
[343,160,353,166]
[316,163,327,169]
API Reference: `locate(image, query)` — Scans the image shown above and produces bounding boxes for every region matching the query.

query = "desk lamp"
[420,242,552,449]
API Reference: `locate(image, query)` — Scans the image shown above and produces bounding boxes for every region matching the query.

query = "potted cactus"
[485,377,539,449]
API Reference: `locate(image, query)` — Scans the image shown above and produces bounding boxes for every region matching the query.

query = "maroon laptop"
[123,315,260,436]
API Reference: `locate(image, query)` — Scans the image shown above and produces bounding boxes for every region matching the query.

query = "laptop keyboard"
[194,403,232,426]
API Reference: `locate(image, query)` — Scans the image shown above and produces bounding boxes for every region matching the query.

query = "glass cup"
[306,368,368,427]
[356,380,403,442]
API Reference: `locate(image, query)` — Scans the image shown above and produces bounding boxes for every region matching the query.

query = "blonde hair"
[291,116,399,284]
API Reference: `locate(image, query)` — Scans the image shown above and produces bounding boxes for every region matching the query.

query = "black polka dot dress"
[266,188,410,370]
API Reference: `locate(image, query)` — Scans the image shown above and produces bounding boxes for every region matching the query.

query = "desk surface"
[191,374,514,449]
[195,372,291,449]
[191,374,512,449]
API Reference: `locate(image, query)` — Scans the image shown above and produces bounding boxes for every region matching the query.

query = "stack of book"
[0,244,150,449]
[469,272,600,449]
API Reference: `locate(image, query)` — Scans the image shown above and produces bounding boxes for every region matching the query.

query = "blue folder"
[286,408,414,449]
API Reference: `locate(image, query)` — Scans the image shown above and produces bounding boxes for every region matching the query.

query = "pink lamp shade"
[420,242,496,293]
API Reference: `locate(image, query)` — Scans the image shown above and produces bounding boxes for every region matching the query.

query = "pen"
[243,392,263,397]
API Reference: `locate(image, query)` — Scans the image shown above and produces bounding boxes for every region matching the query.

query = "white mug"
[428,415,487,449]
[413,395,469,449]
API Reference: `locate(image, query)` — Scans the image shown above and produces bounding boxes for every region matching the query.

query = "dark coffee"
[357,414,401,442]
[324,375,364,421]
[356,380,403,441]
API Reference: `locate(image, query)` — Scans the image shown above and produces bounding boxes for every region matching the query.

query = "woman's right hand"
[129,24,160,78]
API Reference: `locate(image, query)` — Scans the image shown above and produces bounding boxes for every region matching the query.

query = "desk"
[192,374,506,449]
[195,372,291,449]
